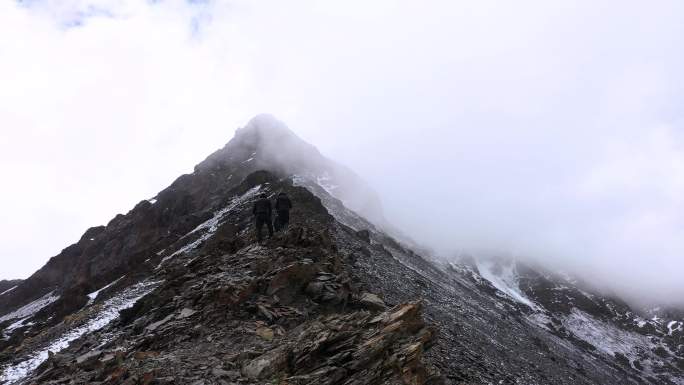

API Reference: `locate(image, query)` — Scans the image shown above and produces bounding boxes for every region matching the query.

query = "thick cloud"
[1,0,683,305]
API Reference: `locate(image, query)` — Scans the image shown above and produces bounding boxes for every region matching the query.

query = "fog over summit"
[198,114,387,228]
[1,0,684,307]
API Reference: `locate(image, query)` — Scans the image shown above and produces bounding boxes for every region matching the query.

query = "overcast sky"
[1,0,683,305]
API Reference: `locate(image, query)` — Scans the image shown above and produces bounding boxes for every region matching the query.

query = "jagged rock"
[266,261,317,304]
[359,292,386,311]
[255,326,274,341]
[99,352,118,364]
[145,314,174,332]
[386,301,424,328]
[241,346,289,380]
[178,308,197,319]
[75,349,102,368]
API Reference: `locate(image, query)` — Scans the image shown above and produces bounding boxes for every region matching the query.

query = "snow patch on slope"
[0,291,60,323]
[476,259,537,309]
[316,172,339,195]
[157,185,262,268]
[87,276,125,304]
[635,318,649,328]
[563,309,656,361]
[0,286,17,296]
[2,318,29,340]
[0,280,159,384]
[667,320,683,335]
[293,175,368,232]
[242,151,257,164]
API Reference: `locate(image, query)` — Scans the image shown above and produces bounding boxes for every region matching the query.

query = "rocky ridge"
[1,173,440,384]
[1,115,682,384]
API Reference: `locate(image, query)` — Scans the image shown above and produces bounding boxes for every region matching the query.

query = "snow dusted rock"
[0,282,21,298]
[0,291,60,324]
[460,256,684,384]
[1,116,682,385]
[0,171,440,384]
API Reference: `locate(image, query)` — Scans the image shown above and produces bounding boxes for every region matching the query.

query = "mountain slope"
[2,172,441,384]
[0,282,21,298]
[1,116,682,385]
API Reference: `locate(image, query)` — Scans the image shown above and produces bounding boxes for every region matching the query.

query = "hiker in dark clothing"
[274,192,293,231]
[252,193,273,241]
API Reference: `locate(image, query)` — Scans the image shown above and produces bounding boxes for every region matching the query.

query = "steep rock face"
[0,115,384,331]
[1,172,441,385]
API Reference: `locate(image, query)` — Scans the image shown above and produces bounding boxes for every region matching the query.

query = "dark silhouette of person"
[274,192,293,231]
[252,193,273,241]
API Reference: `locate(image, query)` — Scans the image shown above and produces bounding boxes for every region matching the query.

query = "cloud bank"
[1,0,683,305]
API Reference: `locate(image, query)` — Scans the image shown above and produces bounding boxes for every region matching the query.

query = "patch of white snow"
[316,172,339,195]
[476,260,537,309]
[87,276,125,304]
[0,280,159,384]
[156,185,262,269]
[2,317,29,340]
[564,309,652,358]
[667,321,683,336]
[0,286,17,296]
[0,291,60,323]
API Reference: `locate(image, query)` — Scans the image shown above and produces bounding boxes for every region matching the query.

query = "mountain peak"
[227,114,320,167]
[235,114,298,144]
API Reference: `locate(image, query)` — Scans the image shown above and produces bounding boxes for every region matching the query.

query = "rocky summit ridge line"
[1,115,682,385]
